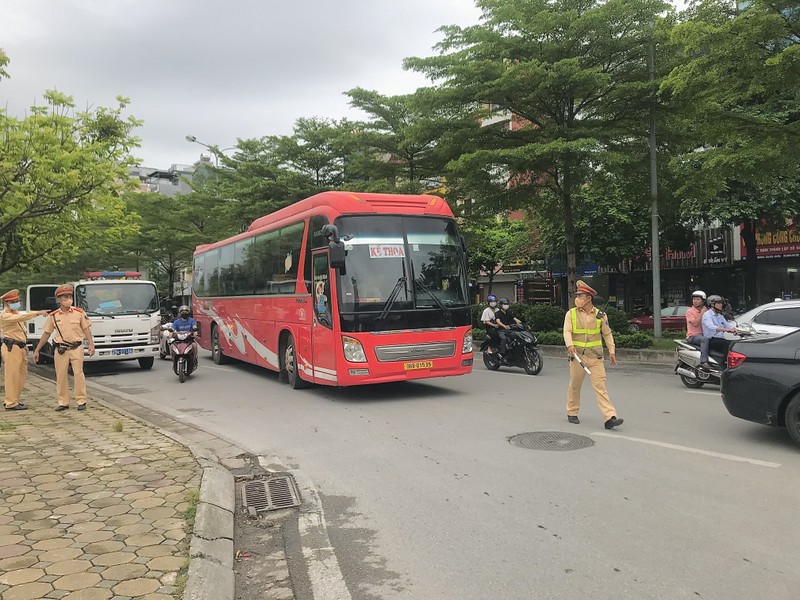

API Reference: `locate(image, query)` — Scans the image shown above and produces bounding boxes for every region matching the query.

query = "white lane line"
[199,364,230,372]
[684,390,720,396]
[591,432,781,468]
[257,457,351,600]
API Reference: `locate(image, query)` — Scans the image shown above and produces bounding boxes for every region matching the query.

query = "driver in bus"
[173,305,199,370]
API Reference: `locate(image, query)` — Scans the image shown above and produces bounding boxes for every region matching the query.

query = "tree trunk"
[741,219,759,308]
[561,168,577,307]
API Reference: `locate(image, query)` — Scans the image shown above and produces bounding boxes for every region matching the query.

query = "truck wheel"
[138,357,154,370]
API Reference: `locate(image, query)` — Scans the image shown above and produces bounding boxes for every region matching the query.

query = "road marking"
[591,432,781,468]
[200,364,230,372]
[684,390,720,396]
[257,457,351,600]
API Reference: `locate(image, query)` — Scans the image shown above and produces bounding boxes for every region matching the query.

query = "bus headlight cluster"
[462,332,473,354]
[342,336,366,362]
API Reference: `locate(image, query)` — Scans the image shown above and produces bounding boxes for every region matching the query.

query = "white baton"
[572,352,592,375]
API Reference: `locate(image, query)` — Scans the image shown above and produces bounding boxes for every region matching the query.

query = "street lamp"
[185,135,236,168]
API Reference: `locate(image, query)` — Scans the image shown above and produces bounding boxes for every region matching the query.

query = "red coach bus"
[192,191,474,388]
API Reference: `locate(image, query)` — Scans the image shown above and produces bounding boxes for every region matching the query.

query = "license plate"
[112,348,133,355]
[403,360,433,371]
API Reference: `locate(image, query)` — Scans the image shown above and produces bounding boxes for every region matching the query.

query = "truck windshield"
[76,283,159,316]
[335,215,470,332]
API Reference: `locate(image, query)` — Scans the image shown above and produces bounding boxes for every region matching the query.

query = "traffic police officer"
[1,289,48,411]
[33,284,95,411]
[563,280,624,429]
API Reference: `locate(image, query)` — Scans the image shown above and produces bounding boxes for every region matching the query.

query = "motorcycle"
[159,323,173,360]
[170,331,197,383]
[674,323,756,388]
[481,323,544,375]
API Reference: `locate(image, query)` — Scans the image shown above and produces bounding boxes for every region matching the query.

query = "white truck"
[26,272,161,369]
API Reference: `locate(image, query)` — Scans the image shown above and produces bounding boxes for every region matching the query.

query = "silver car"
[729,299,800,338]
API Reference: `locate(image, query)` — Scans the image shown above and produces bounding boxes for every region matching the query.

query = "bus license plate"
[404,360,433,371]
[112,348,133,355]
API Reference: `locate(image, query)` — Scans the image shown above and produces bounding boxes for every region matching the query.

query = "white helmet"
[691,290,706,300]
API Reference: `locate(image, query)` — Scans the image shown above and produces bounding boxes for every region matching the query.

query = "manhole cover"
[509,432,594,451]
[242,475,301,513]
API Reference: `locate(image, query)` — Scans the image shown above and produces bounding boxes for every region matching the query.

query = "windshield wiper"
[414,277,452,325]
[377,277,407,321]
[84,311,115,319]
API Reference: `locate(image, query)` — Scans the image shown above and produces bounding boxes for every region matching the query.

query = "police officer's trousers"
[54,346,87,407]
[566,353,617,421]
[2,344,28,408]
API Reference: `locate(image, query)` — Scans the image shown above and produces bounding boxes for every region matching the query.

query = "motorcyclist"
[685,290,708,353]
[481,294,501,353]
[700,295,737,370]
[495,298,523,355]
[172,305,199,369]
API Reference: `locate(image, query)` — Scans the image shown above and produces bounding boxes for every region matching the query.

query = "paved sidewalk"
[0,374,201,600]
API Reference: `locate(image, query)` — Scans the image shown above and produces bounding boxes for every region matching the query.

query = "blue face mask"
[9,302,21,310]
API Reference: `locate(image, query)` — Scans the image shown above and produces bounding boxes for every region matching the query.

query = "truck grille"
[374,341,455,362]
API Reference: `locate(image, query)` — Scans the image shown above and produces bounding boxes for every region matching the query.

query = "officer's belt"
[55,341,83,354]
[1,337,27,351]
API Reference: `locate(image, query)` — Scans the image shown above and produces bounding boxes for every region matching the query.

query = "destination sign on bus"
[369,244,405,258]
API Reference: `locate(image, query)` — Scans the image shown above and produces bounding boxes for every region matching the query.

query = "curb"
[536,344,676,365]
[32,371,239,600]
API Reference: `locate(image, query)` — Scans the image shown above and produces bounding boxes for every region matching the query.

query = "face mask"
[180,314,189,320]
[9,302,21,310]
[489,301,497,308]
[501,304,510,310]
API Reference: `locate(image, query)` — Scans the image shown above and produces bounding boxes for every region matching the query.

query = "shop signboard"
[741,225,800,258]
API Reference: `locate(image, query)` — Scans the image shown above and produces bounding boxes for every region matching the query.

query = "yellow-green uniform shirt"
[0,308,39,343]
[563,307,616,359]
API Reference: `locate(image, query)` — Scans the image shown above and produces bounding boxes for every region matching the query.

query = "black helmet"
[499,298,510,305]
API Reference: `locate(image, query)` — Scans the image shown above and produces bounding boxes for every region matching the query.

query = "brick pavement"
[0,374,201,600]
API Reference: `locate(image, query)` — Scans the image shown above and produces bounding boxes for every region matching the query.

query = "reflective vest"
[570,307,602,348]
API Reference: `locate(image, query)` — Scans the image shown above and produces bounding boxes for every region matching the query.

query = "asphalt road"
[36,351,800,600]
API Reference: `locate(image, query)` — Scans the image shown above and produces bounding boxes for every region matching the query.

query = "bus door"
[311,251,338,384]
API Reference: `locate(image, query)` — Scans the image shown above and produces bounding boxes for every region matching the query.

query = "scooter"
[674,323,756,388]
[481,323,544,375]
[170,331,197,383]
[159,323,173,360]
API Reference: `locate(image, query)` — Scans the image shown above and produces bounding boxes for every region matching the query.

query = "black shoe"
[604,417,624,429]
[5,404,28,411]
[567,415,580,424]
[54,405,69,412]
[699,362,713,371]
[77,404,86,411]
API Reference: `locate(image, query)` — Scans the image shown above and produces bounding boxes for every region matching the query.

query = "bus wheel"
[211,325,230,365]
[138,357,154,370]
[284,335,309,389]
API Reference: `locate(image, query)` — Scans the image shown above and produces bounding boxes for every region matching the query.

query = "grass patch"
[652,337,679,351]
[173,567,189,599]
[112,420,124,432]
[184,488,201,532]
[0,420,15,432]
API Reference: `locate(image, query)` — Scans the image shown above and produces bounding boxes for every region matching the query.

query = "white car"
[729,300,800,338]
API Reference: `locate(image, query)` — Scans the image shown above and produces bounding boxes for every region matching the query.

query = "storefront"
[742,224,800,304]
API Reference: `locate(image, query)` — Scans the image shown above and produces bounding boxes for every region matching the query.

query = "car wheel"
[785,394,800,446]
[628,323,640,332]
[680,374,705,389]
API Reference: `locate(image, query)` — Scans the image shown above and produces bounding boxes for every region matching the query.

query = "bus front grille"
[375,342,456,362]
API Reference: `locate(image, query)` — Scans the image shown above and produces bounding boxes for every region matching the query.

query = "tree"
[461,215,534,293]
[407,0,671,297]
[664,0,800,305]
[0,56,141,276]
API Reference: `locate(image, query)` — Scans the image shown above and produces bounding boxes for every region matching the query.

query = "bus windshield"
[76,283,159,316]
[336,215,469,331]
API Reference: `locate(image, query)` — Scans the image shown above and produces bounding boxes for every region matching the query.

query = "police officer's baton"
[572,352,592,375]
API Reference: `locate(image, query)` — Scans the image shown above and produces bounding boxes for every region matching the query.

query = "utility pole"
[649,36,662,338]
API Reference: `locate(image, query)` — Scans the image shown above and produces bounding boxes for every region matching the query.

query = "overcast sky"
[1,0,482,169]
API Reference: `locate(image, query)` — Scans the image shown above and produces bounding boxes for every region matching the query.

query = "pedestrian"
[1,289,49,411]
[33,284,95,411]
[563,280,624,429]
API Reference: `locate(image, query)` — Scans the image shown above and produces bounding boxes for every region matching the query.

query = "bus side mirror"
[330,241,346,271]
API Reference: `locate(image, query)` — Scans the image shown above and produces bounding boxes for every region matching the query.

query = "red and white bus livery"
[192,191,474,388]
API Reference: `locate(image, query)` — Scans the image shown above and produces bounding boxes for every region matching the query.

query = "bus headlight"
[150,324,160,344]
[462,332,473,354]
[342,336,366,363]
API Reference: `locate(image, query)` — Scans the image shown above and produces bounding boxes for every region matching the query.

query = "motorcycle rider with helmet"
[173,305,199,370]
[685,290,708,355]
[481,294,502,353]
[495,298,522,355]
[700,295,737,370]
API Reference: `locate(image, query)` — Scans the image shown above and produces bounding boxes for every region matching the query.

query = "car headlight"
[150,324,160,344]
[462,332,473,354]
[342,336,366,362]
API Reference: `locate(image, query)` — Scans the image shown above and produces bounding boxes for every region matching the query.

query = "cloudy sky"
[1,0,482,169]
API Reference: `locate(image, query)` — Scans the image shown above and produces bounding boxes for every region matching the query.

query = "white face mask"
[501,304,510,310]
[489,301,497,308]
[9,302,21,310]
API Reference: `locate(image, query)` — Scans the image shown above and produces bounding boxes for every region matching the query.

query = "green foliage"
[513,304,566,333]
[533,331,564,346]
[614,332,655,348]
[604,307,630,334]
[0,84,141,276]
[461,215,533,284]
